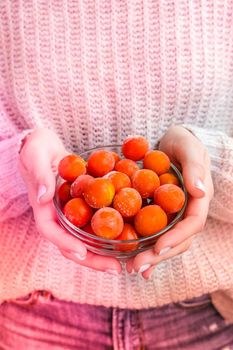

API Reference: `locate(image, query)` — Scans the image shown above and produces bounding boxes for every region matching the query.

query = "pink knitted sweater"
[1,1,233,315]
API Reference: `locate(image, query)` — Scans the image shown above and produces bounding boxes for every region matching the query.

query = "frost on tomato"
[91,207,124,239]
[113,188,142,218]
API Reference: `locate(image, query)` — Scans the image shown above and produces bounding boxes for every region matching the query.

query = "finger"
[126,194,209,274]
[153,194,209,254]
[59,249,122,275]
[133,237,193,278]
[125,257,135,274]
[33,202,87,259]
[176,136,211,200]
[141,264,156,280]
[182,160,206,198]
[21,144,68,204]
[21,148,56,203]
[36,159,56,204]
[35,151,69,204]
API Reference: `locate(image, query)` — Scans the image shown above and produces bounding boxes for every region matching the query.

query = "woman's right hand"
[19,128,122,275]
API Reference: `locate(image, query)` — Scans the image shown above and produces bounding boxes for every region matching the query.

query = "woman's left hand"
[126,125,214,279]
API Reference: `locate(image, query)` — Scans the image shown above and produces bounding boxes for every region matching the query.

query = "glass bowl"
[53,145,188,259]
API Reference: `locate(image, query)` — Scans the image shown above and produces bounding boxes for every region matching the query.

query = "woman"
[0,1,233,348]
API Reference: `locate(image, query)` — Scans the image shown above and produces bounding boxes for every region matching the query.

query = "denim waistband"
[5,290,211,310]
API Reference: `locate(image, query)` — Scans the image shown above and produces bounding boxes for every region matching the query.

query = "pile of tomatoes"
[57,136,185,243]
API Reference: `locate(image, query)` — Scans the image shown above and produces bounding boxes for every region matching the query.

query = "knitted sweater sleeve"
[0,101,33,222]
[0,131,33,222]
[182,124,233,224]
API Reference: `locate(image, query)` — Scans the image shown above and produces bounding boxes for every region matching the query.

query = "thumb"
[181,159,206,198]
[159,126,207,199]
[36,151,70,204]
[33,154,57,204]
[37,175,56,204]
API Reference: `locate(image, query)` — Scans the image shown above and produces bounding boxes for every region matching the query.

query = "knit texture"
[0,0,233,309]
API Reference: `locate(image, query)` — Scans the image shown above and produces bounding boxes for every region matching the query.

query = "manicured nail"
[138,264,151,274]
[159,246,171,256]
[37,185,47,203]
[105,269,119,276]
[195,178,205,194]
[73,252,87,261]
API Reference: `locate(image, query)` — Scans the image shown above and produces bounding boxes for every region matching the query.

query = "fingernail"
[37,185,47,203]
[138,264,151,274]
[105,269,119,276]
[159,246,171,256]
[73,252,87,261]
[195,178,205,194]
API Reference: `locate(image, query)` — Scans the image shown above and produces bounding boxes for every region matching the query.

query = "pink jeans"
[0,291,233,349]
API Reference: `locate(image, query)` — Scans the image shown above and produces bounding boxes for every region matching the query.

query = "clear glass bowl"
[53,145,188,259]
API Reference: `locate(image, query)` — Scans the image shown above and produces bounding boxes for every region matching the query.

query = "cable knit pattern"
[0,0,233,310]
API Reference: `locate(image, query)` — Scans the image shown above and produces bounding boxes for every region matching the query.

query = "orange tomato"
[104,171,131,193]
[70,174,94,197]
[91,207,124,239]
[111,151,121,164]
[143,150,170,175]
[63,198,93,227]
[134,205,168,236]
[122,136,149,161]
[115,159,140,178]
[113,188,142,217]
[58,154,86,182]
[154,184,185,213]
[57,181,72,205]
[115,223,139,251]
[132,169,160,198]
[83,178,115,208]
[87,150,115,177]
[159,173,179,186]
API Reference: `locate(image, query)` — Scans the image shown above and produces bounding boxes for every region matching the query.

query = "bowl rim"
[53,144,188,245]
